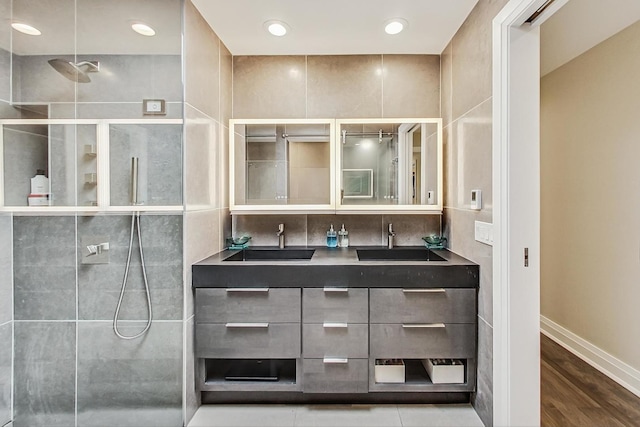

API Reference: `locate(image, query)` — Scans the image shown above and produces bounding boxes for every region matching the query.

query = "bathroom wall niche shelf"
[0,118,184,212]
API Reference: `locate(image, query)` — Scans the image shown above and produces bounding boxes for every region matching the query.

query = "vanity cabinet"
[195,288,302,392]
[369,288,477,393]
[195,284,477,397]
[301,288,369,393]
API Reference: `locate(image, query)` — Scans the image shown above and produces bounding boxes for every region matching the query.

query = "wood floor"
[541,334,640,426]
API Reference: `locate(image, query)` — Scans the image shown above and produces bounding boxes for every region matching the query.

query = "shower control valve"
[86,242,109,256]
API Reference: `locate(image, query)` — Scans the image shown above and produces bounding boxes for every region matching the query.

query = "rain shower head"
[48,59,100,83]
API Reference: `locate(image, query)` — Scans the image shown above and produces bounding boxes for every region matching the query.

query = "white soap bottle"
[30,169,49,194]
[338,224,349,248]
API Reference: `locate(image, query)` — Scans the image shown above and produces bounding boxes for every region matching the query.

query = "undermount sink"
[223,248,316,261]
[356,248,445,262]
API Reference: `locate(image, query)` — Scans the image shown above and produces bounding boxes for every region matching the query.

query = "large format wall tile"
[0,215,11,324]
[77,322,182,427]
[2,127,48,207]
[233,214,307,247]
[307,55,382,118]
[473,318,494,427]
[109,123,183,207]
[220,43,233,125]
[185,105,218,209]
[233,56,307,119]
[307,214,383,247]
[0,323,11,426]
[444,99,493,211]
[0,47,9,103]
[185,0,220,119]
[441,42,453,127]
[382,55,440,118]
[451,0,508,120]
[13,322,76,427]
[13,216,76,320]
[77,215,183,321]
[184,317,199,425]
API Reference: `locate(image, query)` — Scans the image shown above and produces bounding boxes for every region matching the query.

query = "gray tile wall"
[76,322,182,427]
[441,0,509,425]
[11,214,183,426]
[13,216,76,321]
[0,214,11,426]
[0,323,10,427]
[109,124,183,206]
[13,322,76,427]
[0,47,9,103]
[0,215,10,425]
[232,214,441,247]
[13,54,182,106]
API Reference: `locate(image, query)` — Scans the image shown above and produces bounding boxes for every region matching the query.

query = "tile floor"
[188,404,484,427]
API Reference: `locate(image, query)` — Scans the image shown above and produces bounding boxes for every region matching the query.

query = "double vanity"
[192,247,478,404]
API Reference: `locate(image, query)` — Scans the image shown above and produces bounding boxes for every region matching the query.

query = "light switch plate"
[474,221,493,246]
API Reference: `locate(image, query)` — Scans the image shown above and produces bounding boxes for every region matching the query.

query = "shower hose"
[113,211,153,339]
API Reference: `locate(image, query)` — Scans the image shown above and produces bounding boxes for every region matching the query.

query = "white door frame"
[492,0,568,425]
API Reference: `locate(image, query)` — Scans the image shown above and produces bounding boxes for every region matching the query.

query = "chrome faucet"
[277,223,285,249]
[387,223,396,249]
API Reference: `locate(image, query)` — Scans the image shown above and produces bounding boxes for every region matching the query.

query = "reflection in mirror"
[232,120,333,207]
[2,0,182,120]
[339,119,441,209]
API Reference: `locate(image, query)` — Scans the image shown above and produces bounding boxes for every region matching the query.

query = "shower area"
[0,0,230,426]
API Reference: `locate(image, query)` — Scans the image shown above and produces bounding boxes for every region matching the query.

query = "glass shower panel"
[11,0,76,114]
[109,123,182,206]
[49,123,97,206]
[75,0,183,120]
[2,124,48,206]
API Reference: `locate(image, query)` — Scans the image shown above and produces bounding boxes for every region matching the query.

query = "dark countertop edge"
[192,247,479,289]
[193,246,477,267]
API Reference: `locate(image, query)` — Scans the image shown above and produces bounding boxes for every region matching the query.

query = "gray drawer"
[303,358,368,393]
[302,288,368,323]
[370,323,475,359]
[302,323,368,358]
[195,288,301,323]
[370,288,475,324]
[196,323,300,358]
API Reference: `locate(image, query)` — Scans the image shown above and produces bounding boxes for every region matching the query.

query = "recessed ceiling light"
[264,20,289,37]
[11,22,42,36]
[131,22,156,37]
[384,18,408,35]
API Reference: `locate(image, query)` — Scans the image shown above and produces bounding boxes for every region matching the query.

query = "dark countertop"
[192,247,479,289]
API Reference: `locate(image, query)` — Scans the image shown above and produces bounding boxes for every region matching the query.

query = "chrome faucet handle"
[277,223,285,249]
[388,223,395,236]
[387,223,395,249]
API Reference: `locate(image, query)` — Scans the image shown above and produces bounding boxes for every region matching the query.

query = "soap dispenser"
[338,224,349,248]
[326,224,338,248]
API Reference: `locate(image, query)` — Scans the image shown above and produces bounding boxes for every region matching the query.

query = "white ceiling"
[191,0,479,55]
[541,0,640,75]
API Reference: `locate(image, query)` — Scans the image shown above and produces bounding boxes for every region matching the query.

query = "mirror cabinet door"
[337,119,442,211]
[231,120,334,211]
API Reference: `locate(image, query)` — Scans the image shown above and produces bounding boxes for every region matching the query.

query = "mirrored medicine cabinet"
[229,118,442,214]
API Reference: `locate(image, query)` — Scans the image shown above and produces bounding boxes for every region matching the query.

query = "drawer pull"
[402,288,446,293]
[225,288,269,293]
[323,287,349,293]
[323,357,349,364]
[323,322,348,328]
[402,323,446,329]
[225,322,269,328]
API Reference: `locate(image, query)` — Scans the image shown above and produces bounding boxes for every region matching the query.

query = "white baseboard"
[540,315,640,398]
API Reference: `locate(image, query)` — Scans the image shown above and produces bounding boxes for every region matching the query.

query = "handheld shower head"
[131,157,139,206]
[48,59,100,83]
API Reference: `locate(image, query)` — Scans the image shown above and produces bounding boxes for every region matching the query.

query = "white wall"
[541,20,640,385]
